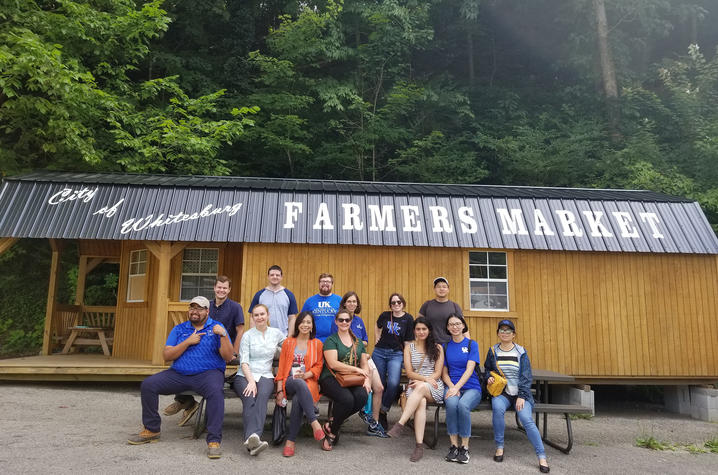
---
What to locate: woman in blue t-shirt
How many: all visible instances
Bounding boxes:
[484,319,549,473]
[441,314,482,465]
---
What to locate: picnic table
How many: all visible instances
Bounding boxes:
[422,368,591,453]
[61,326,113,357]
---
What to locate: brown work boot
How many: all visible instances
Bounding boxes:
[163,399,192,416]
[178,401,200,427]
[207,442,221,459]
[387,422,405,438]
[127,428,160,445]
[410,443,425,462]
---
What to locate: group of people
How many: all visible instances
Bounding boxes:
[128,269,549,472]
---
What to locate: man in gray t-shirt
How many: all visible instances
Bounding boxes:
[417,277,465,344]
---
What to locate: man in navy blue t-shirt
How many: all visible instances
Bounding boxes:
[128,296,234,459]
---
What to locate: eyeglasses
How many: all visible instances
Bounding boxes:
[336,318,351,323]
[319,280,333,284]
[390,300,402,305]
[188,306,205,312]
[498,328,514,334]
[448,322,464,327]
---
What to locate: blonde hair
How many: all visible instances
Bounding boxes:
[252,304,270,325]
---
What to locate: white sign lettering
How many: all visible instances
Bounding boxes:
[457,206,477,233]
[120,203,242,235]
[430,206,453,233]
[48,187,97,205]
[612,211,640,238]
[312,202,334,230]
[284,202,303,229]
[93,199,125,218]
[368,205,396,232]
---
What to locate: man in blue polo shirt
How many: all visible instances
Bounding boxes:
[163,275,244,423]
[301,272,341,342]
[249,265,298,336]
[128,296,234,459]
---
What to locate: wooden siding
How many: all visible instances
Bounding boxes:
[78,239,121,257]
[240,243,718,379]
[112,241,155,360]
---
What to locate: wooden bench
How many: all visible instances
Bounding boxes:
[422,399,591,454]
[60,308,115,357]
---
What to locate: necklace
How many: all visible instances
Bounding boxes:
[499,343,515,351]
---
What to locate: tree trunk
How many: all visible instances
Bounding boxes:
[593,0,620,139]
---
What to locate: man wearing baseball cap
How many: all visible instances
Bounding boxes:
[128,296,234,459]
[417,277,467,344]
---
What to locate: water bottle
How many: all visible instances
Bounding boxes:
[291,362,300,378]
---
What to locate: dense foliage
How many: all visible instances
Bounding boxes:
[2,0,718,354]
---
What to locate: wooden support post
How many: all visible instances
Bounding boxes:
[0,237,18,255]
[41,239,63,355]
[146,241,171,365]
[86,257,105,274]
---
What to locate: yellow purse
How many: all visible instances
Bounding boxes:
[487,347,507,397]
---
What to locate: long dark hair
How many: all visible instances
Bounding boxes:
[292,311,316,339]
[414,316,439,363]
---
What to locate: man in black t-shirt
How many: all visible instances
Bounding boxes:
[417,277,466,344]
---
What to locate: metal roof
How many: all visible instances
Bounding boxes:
[1,172,716,254]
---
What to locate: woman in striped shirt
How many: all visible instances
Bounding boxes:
[484,319,549,473]
[386,317,444,462]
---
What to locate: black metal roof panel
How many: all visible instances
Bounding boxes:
[1,172,716,254]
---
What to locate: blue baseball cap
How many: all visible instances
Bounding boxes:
[497,319,515,331]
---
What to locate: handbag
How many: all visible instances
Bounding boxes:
[487,347,508,397]
[330,339,365,387]
[271,403,287,446]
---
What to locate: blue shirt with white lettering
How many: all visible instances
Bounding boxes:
[444,337,482,391]
[301,293,342,342]
[166,318,227,375]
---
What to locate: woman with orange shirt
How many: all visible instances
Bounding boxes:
[275,311,325,456]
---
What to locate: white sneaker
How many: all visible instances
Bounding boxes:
[245,433,260,451]
[249,440,268,456]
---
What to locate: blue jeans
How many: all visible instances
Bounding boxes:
[492,394,546,458]
[444,388,481,438]
[372,346,404,412]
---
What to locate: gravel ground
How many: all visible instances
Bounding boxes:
[1,382,716,474]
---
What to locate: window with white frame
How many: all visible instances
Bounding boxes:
[180,248,218,301]
[469,251,508,311]
[127,249,147,302]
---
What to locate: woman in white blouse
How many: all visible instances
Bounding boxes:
[233,304,285,456]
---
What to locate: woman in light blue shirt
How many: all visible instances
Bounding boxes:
[233,304,285,456]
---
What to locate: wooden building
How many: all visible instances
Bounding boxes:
[1,172,717,383]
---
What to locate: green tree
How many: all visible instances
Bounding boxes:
[0,0,254,175]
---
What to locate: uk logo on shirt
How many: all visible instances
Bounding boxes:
[461,346,469,353]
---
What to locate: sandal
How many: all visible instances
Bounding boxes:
[313,428,326,441]
[322,422,334,439]
[320,430,335,451]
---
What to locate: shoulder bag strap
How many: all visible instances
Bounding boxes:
[491,346,506,377]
